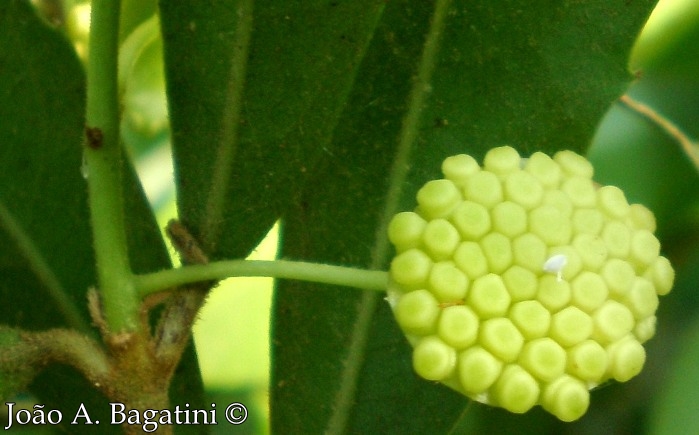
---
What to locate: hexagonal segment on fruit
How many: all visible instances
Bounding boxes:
[537,275,572,312]
[438,305,479,349]
[600,258,635,298]
[550,306,593,347]
[634,316,657,343]
[417,179,462,220]
[554,150,593,178]
[573,234,608,271]
[388,211,427,252]
[625,277,659,320]
[394,289,440,336]
[518,337,567,382]
[597,185,630,220]
[512,233,547,273]
[592,300,634,344]
[467,273,511,318]
[457,346,503,395]
[441,154,480,186]
[453,241,489,280]
[524,151,561,188]
[571,208,604,236]
[602,220,631,259]
[566,340,608,383]
[479,318,524,363]
[529,204,572,246]
[480,232,513,274]
[492,364,540,414]
[464,170,503,209]
[412,336,457,381]
[427,261,468,302]
[504,170,544,210]
[422,218,460,261]
[509,300,551,340]
[606,336,646,382]
[570,271,609,313]
[629,229,661,270]
[450,200,491,240]
[645,256,674,296]
[484,145,521,177]
[541,375,590,422]
[390,248,432,290]
[502,265,538,302]
[491,201,527,238]
[542,189,574,217]
[626,203,656,232]
[561,177,597,208]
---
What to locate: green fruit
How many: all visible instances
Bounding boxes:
[387,146,674,421]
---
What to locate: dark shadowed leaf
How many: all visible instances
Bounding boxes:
[0,0,92,335]
[160,0,386,259]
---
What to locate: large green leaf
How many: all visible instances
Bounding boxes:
[589,0,699,241]
[160,0,386,259]
[0,0,92,334]
[273,1,656,433]
[647,248,699,435]
[0,2,203,433]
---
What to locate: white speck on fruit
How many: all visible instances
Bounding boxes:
[543,254,568,282]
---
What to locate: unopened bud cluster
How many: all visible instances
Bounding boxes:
[387,146,674,421]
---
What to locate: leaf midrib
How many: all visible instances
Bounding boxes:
[202,0,254,251]
[324,0,454,432]
[0,199,90,333]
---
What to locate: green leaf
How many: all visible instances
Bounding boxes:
[272,0,656,433]
[0,0,92,336]
[0,2,203,431]
[629,0,699,79]
[160,0,386,259]
[589,0,699,241]
[587,93,699,241]
[120,0,158,42]
[647,250,699,435]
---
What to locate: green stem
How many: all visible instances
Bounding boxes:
[85,0,138,332]
[135,260,389,297]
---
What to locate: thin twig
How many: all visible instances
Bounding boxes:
[619,94,699,170]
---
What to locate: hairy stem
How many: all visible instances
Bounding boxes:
[85,0,138,332]
[135,260,388,298]
[25,329,111,385]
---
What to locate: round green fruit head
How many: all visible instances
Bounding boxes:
[387,146,674,422]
